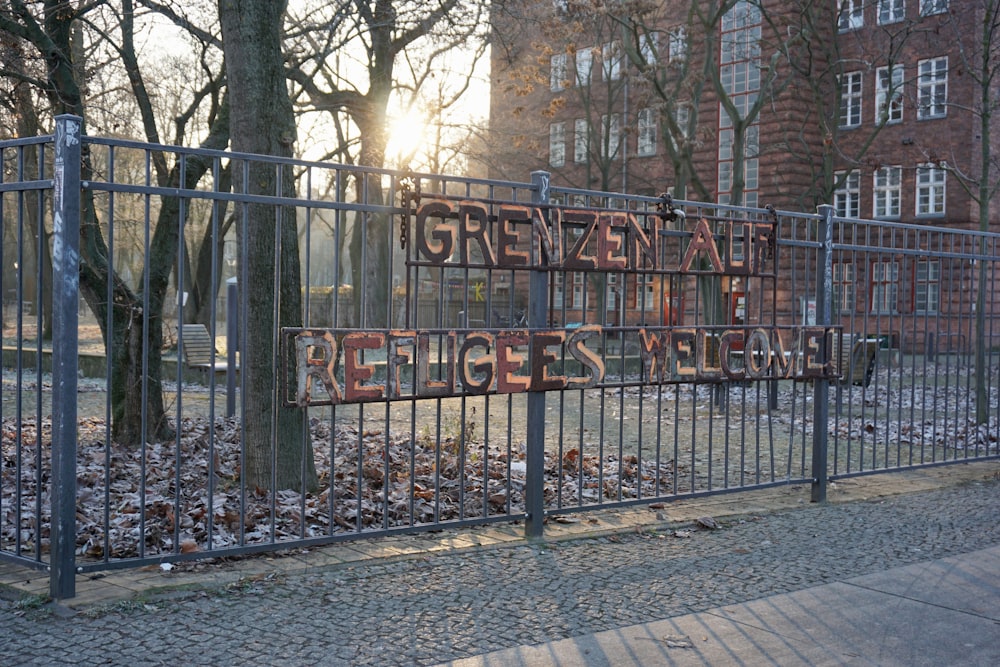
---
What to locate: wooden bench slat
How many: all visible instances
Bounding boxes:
[179,324,238,373]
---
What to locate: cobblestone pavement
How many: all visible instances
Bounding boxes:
[2,476,998,666]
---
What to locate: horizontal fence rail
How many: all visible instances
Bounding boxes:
[2,118,999,598]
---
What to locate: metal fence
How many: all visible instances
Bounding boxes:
[2,117,999,599]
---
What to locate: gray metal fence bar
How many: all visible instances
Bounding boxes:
[811,205,834,503]
[49,115,82,599]
[524,170,550,538]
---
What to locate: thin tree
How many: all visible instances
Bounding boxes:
[285,0,489,327]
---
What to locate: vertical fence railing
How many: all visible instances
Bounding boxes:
[49,115,82,600]
[811,205,834,502]
[524,171,550,538]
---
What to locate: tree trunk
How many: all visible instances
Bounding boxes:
[219,0,317,492]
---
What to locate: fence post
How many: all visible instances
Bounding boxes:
[524,171,550,538]
[50,115,82,599]
[226,277,239,418]
[811,205,834,503]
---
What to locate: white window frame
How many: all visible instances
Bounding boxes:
[873,166,902,219]
[838,0,864,32]
[602,41,622,81]
[637,108,656,156]
[915,164,946,216]
[573,118,588,163]
[918,57,948,119]
[606,274,618,311]
[871,260,900,314]
[553,272,565,308]
[834,170,861,218]
[875,64,904,124]
[575,48,592,86]
[833,262,856,315]
[668,104,690,150]
[668,26,687,62]
[550,53,567,92]
[638,274,656,312]
[920,0,948,16]
[572,272,584,308]
[640,33,658,66]
[878,0,905,25]
[549,122,565,167]
[914,259,940,314]
[840,71,863,128]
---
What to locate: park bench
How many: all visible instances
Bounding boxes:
[178,323,237,380]
[832,334,878,387]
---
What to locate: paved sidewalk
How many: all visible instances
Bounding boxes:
[1,462,998,666]
[446,545,1000,666]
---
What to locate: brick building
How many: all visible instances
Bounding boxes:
[487,0,999,335]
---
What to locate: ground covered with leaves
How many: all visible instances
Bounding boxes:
[1,414,679,562]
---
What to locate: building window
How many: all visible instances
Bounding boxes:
[838,0,864,32]
[914,260,939,314]
[549,122,565,167]
[878,0,905,24]
[721,61,761,96]
[637,108,656,156]
[875,64,904,124]
[601,113,620,160]
[553,272,565,308]
[834,170,861,218]
[871,260,900,314]
[640,33,658,65]
[840,71,863,128]
[873,166,902,218]
[920,0,948,16]
[575,48,592,86]
[667,104,690,151]
[918,57,948,119]
[718,2,761,206]
[745,157,759,190]
[668,27,687,62]
[637,274,656,311]
[721,4,761,64]
[916,164,946,216]
[573,272,584,309]
[607,273,618,311]
[718,160,732,196]
[602,41,622,81]
[574,118,588,163]
[833,262,855,315]
[550,53,567,92]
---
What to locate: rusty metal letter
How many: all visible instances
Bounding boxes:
[566,325,604,388]
[343,332,386,402]
[415,199,457,263]
[530,330,567,391]
[295,330,342,406]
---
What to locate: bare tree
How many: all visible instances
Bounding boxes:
[284,0,490,327]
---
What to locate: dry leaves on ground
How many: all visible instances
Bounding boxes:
[1,415,678,562]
